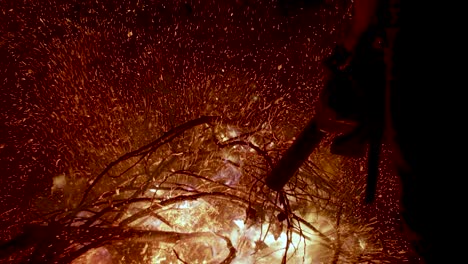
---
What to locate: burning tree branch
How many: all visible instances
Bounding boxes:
[2,116,395,263]
[78,115,221,208]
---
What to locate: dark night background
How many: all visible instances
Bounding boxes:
[1,0,421,262]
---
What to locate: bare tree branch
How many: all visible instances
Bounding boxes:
[78,116,220,207]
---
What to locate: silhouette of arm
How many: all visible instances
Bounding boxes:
[343,0,379,52]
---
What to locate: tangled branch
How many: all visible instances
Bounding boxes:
[2,116,392,263]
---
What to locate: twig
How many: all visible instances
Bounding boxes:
[173,249,189,264]
[170,169,240,191]
[78,116,219,207]
[217,233,237,264]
